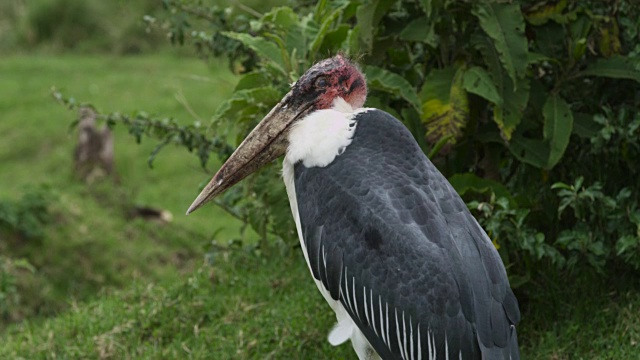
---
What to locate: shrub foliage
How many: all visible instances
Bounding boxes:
[0,187,51,322]
[59,0,640,280]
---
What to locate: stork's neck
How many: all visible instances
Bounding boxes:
[285,97,364,168]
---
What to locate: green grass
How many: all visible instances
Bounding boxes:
[2,249,639,359]
[1,250,355,359]
[1,54,640,359]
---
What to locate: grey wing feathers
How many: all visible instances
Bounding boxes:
[294,109,520,359]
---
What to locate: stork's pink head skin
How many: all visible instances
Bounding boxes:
[186,55,367,214]
[291,54,367,111]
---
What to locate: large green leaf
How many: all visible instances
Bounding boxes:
[578,56,640,83]
[259,8,311,76]
[475,35,530,140]
[505,95,574,170]
[312,0,329,23]
[420,67,456,100]
[264,8,308,59]
[494,78,530,142]
[420,0,434,18]
[222,32,287,75]
[356,0,398,53]
[420,66,469,146]
[300,14,320,51]
[508,136,550,169]
[449,173,514,204]
[309,2,350,57]
[317,25,351,55]
[527,52,554,65]
[399,17,438,47]
[462,66,502,105]
[364,65,421,113]
[355,2,375,53]
[543,95,573,169]
[262,6,299,29]
[212,87,281,125]
[234,72,271,92]
[419,0,449,18]
[472,2,528,86]
[284,21,309,64]
[572,112,601,139]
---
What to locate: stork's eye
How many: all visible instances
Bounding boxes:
[315,76,328,88]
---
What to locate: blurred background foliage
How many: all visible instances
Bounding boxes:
[1,0,640,358]
[1,0,161,53]
[0,0,288,54]
[65,0,639,282]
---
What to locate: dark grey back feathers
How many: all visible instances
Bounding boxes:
[294,109,520,360]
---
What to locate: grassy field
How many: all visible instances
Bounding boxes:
[0,54,246,321]
[1,54,639,359]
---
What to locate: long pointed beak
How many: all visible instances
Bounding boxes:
[186,92,310,214]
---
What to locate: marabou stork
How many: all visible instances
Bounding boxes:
[187,55,520,360]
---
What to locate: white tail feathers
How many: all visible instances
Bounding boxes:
[328,318,354,345]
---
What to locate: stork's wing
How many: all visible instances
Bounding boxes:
[294,110,520,360]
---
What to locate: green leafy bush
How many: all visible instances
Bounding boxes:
[58,0,640,280]
[0,257,35,323]
[0,186,53,241]
[0,187,52,323]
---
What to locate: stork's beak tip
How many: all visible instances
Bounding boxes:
[185,203,197,215]
[185,192,208,215]
[185,202,202,215]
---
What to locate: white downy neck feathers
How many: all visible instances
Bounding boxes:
[285,97,360,168]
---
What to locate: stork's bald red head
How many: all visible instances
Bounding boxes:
[291,55,367,111]
[186,55,367,214]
